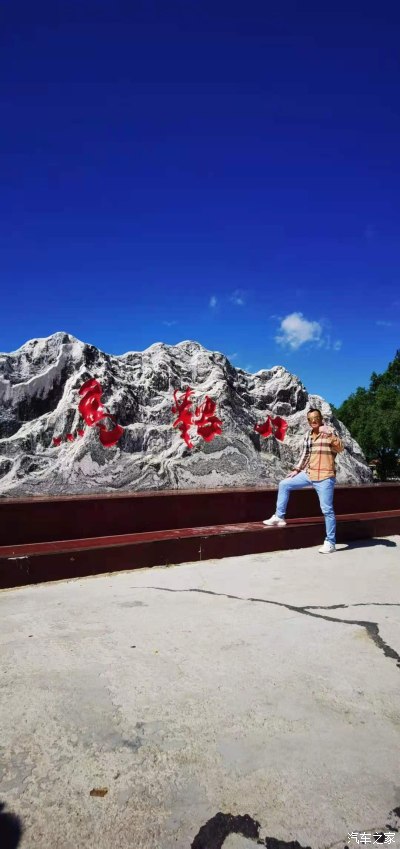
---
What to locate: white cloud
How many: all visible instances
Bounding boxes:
[376,320,393,327]
[275,312,323,350]
[228,352,238,360]
[275,313,342,352]
[209,295,218,309]
[163,320,177,327]
[229,289,246,306]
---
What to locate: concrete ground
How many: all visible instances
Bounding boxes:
[0,538,400,849]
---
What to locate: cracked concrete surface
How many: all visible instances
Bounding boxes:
[0,537,399,849]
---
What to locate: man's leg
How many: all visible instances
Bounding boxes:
[313,477,336,545]
[275,471,312,518]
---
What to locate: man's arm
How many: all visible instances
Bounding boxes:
[293,437,310,472]
[319,425,344,453]
[329,432,344,453]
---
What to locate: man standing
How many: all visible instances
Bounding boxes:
[263,408,344,553]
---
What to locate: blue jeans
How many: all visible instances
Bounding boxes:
[276,471,336,545]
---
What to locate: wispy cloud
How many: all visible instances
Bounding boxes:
[209,290,248,311]
[228,352,238,361]
[229,289,247,306]
[163,320,178,327]
[275,312,342,352]
[376,320,393,327]
[325,335,342,351]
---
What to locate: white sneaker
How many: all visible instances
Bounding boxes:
[263,514,287,527]
[319,541,336,554]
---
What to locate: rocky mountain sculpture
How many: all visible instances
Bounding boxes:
[0,332,371,496]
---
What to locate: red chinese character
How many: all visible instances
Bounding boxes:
[78,379,107,426]
[254,416,273,438]
[172,388,195,448]
[98,419,124,448]
[52,378,124,448]
[271,415,287,441]
[194,396,223,442]
[172,389,223,448]
[254,415,287,441]
[78,378,124,447]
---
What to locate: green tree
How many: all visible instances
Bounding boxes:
[333,350,400,480]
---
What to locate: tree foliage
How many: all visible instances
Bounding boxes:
[333,350,400,480]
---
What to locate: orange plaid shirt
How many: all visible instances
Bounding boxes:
[296,429,344,481]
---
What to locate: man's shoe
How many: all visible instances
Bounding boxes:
[263,514,287,527]
[319,541,336,554]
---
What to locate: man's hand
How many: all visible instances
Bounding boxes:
[319,425,333,436]
[287,469,300,478]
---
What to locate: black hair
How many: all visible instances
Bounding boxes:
[307,408,323,419]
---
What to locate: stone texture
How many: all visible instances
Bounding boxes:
[0,332,371,496]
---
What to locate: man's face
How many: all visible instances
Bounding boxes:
[307,412,322,429]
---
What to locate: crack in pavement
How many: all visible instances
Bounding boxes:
[304,602,400,610]
[137,587,400,670]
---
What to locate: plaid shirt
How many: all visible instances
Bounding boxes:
[295,429,344,481]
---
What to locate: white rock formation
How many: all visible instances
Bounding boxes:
[0,332,371,496]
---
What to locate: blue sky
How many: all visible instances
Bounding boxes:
[1,0,399,406]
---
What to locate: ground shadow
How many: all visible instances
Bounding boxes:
[191,804,400,848]
[0,801,23,849]
[338,538,397,551]
[190,811,312,848]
